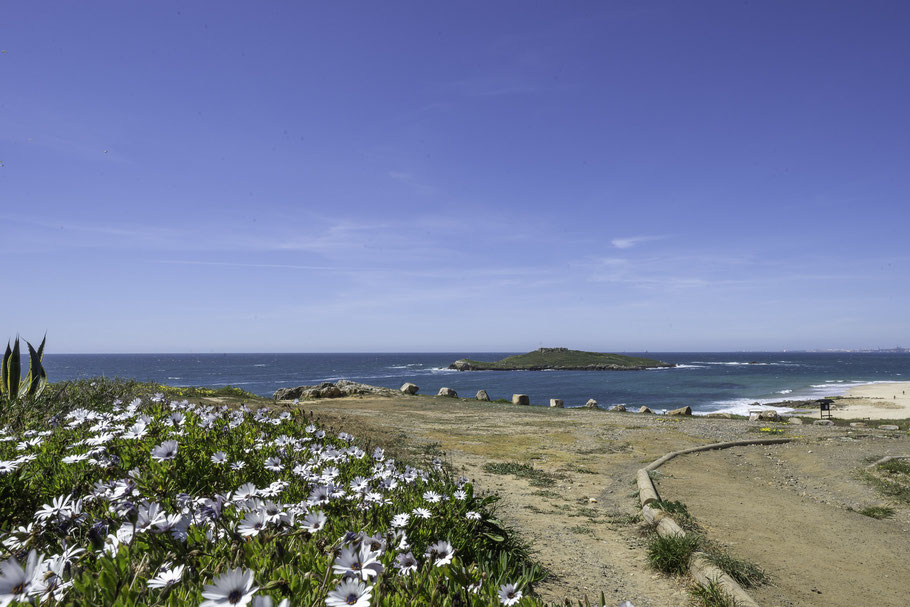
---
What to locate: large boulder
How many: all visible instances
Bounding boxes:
[705,412,733,419]
[512,394,530,406]
[475,389,490,401]
[757,410,781,422]
[667,406,692,416]
[879,424,900,431]
[609,404,627,412]
[813,419,834,426]
[437,387,457,398]
[550,398,564,408]
[584,399,598,409]
[400,382,419,395]
[639,406,654,414]
[787,416,804,425]
[274,380,398,400]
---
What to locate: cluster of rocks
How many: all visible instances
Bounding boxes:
[273,380,398,400]
[415,386,689,414]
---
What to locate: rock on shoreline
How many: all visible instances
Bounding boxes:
[274,380,398,400]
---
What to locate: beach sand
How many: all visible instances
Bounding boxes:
[829,381,910,419]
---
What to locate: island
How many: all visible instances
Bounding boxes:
[448,347,675,371]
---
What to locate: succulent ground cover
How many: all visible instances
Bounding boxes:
[0,380,565,606]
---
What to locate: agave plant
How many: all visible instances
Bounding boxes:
[1,335,47,403]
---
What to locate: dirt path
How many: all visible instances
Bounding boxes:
[286,394,910,606]
[657,438,910,607]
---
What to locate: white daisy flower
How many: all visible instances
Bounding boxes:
[412,507,431,519]
[302,511,327,534]
[498,583,522,606]
[332,545,384,581]
[234,483,258,501]
[151,440,178,462]
[148,563,185,589]
[211,451,228,465]
[466,511,481,520]
[200,568,258,607]
[237,510,269,537]
[390,513,410,528]
[0,549,47,604]
[325,579,372,607]
[424,540,455,567]
[393,552,418,575]
[0,460,20,474]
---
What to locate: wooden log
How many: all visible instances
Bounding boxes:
[636,468,660,506]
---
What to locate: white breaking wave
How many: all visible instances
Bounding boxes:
[778,389,792,394]
[698,399,796,417]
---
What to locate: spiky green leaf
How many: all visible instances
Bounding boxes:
[0,342,9,397]
[26,339,47,399]
[7,338,21,402]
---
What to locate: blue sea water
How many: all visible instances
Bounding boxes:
[41,352,910,415]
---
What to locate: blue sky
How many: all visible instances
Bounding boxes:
[2,1,909,352]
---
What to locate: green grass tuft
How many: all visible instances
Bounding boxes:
[859,505,895,519]
[482,462,562,487]
[689,581,738,607]
[703,548,769,588]
[647,533,700,575]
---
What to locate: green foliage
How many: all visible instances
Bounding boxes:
[482,462,562,487]
[1,335,47,404]
[862,458,910,504]
[859,506,895,519]
[689,580,738,607]
[878,459,910,475]
[646,533,700,576]
[651,499,701,533]
[702,548,768,588]
[0,381,556,606]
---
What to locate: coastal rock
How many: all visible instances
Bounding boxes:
[584,398,598,409]
[512,394,530,406]
[609,404,627,412]
[813,419,834,426]
[274,380,398,401]
[878,424,900,431]
[750,410,781,422]
[437,387,457,398]
[400,382,419,395]
[705,412,733,419]
[667,406,692,416]
[787,417,804,425]
[475,390,490,401]
[849,422,866,428]
[550,398,564,408]
[639,406,654,414]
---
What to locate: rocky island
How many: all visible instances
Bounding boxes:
[448,347,674,371]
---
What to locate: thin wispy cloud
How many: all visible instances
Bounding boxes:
[610,235,666,249]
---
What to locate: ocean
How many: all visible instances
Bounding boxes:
[41,352,910,415]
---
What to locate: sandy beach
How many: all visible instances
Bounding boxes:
[829,381,910,419]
